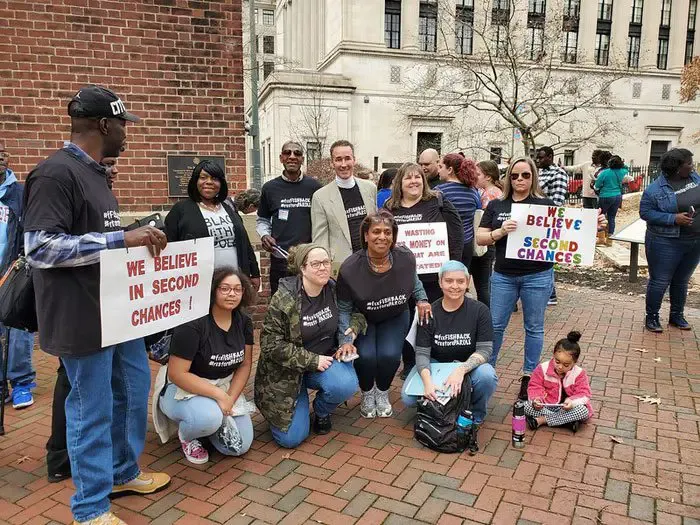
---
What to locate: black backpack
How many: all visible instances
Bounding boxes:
[414,373,472,453]
[0,257,37,333]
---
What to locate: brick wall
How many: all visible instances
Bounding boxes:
[0,0,247,213]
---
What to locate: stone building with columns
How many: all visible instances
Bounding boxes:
[245,0,700,180]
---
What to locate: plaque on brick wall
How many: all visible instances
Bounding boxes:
[167,155,226,197]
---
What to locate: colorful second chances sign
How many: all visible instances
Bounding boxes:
[396,222,449,274]
[505,204,597,266]
[100,238,215,347]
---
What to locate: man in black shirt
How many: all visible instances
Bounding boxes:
[311,140,377,269]
[418,148,441,189]
[23,86,170,525]
[257,141,322,294]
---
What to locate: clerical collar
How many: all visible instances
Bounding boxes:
[335,175,356,189]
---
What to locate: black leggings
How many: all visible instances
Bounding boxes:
[46,363,71,477]
[469,247,495,308]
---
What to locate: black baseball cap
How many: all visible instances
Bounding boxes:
[68,85,140,123]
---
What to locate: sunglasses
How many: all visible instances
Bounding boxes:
[282,149,303,157]
[510,172,532,180]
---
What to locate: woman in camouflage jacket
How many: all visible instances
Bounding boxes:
[255,244,367,448]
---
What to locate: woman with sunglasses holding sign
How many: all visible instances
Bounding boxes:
[476,157,555,401]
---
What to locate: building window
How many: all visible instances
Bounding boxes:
[263,61,274,79]
[662,84,671,99]
[598,0,613,20]
[254,8,259,24]
[490,147,503,163]
[660,0,672,26]
[628,35,641,67]
[262,36,275,54]
[561,30,578,62]
[417,132,443,155]
[306,141,321,162]
[631,0,643,23]
[493,0,510,9]
[689,0,697,29]
[456,0,474,55]
[262,9,274,26]
[657,38,669,68]
[492,24,509,56]
[529,0,546,14]
[385,1,401,49]
[261,142,266,177]
[527,27,545,59]
[632,82,641,98]
[419,1,438,52]
[564,150,575,166]
[686,41,695,64]
[595,33,610,65]
[564,0,580,17]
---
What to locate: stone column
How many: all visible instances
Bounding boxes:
[437,0,456,54]
[402,0,420,50]
[669,0,691,70]
[610,0,632,67]
[640,0,662,68]
[577,0,598,65]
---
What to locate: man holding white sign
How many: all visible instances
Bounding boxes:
[23,86,170,525]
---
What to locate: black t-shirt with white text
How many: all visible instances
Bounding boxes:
[339,185,367,253]
[480,195,555,276]
[23,149,122,357]
[390,198,444,225]
[300,285,338,355]
[258,176,322,249]
[416,298,493,363]
[337,245,415,324]
[169,310,254,380]
[669,177,700,238]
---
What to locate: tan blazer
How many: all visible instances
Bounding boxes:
[311,177,377,269]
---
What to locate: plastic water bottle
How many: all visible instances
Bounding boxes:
[456,409,473,451]
[512,401,526,448]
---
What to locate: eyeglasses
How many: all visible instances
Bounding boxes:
[218,285,244,295]
[282,149,303,157]
[510,172,532,180]
[307,260,332,270]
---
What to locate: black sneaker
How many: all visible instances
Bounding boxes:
[645,314,663,333]
[526,415,539,431]
[669,315,691,330]
[570,420,580,434]
[518,376,530,401]
[312,413,332,435]
[47,471,71,484]
[467,425,479,456]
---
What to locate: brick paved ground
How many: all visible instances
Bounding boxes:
[1,284,699,525]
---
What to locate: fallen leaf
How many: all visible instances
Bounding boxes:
[16,456,31,464]
[634,348,648,353]
[610,437,624,444]
[634,395,661,405]
[654,357,662,363]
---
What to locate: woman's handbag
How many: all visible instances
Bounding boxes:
[0,257,37,333]
[472,209,487,257]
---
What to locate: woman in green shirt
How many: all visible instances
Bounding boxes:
[594,155,628,243]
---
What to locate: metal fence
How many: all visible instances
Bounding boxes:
[564,164,659,206]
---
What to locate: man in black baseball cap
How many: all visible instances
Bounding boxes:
[68,85,140,122]
[24,85,170,525]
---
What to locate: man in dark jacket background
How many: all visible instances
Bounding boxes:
[0,142,36,409]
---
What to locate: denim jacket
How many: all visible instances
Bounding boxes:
[640,171,700,238]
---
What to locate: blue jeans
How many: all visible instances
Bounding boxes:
[401,362,498,424]
[355,310,410,391]
[62,339,150,522]
[598,195,622,235]
[490,269,553,374]
[645,234,700,317]
[270,359,358,448]
[0,325,36,388]
[159,383,253,456]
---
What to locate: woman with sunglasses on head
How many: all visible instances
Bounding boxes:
[476,157,555,401]
[153,268,256,464]
[255,244,366,448]
[165,160,260,289]
[337,210,431,418]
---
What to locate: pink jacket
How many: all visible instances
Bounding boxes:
[527,359,593,418]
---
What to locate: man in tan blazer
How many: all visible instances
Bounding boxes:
[311,140,377,268]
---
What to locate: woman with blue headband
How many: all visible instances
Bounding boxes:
[401,260,498,455]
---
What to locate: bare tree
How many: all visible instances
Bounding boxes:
[287,75,332,162]
[402,0,629,156]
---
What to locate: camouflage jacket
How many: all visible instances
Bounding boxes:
[255,276,367,431]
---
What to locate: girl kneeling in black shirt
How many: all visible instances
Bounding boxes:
[401,260,498,454]
[156,267,255,464]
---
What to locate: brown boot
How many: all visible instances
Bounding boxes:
[596,231,607,246]
[605,233,613,247]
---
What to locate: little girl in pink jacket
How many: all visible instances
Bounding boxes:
[525,331,593,433]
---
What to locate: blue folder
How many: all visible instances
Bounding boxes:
[403,362,464,396]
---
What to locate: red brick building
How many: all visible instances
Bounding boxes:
[0,0,247,213]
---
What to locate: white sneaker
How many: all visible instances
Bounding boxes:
[374,388,393,418]
[360,387,377,418]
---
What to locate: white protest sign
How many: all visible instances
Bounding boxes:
[505,204,597,266]
[396,222,449,274]
[100,238,215,347]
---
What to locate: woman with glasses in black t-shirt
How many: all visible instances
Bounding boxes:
[337,210,431,419]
